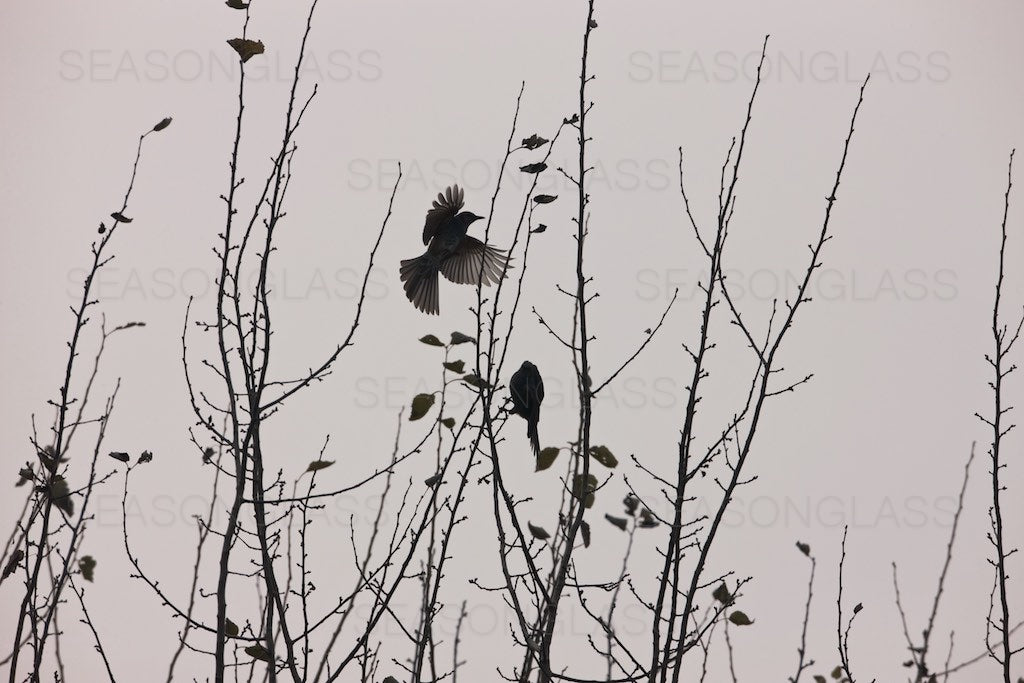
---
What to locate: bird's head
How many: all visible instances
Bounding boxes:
[459,211,486,225]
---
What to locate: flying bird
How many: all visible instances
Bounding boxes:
[400,185,511,315]
[509,361,544,458]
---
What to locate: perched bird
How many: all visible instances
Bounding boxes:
[400,185,510,315]
[509,361,544,457]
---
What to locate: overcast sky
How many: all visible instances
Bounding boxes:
[2,1,1022,681]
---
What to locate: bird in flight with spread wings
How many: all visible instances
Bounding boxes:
[399,185,511,315]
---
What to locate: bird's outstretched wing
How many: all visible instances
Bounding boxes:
[439,236,511,286]
[422,185,465,245]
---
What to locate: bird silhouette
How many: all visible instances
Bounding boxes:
[509,361,544,457]
[399,185,511,315]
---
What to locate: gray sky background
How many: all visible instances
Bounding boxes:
[2,0,1023,681]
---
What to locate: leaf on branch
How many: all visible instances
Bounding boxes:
[520,162,548,174]
[424,473,442,487]
[814,676,826,683]
[227,38,265,63]
[531,224,547,234]
[37,445,60,472]
[712,583,733,606]
[572,474,597,509]
[605,514,627,531]
[409,393,436,421]
[728,610,753,626]
[98,222,106,234]
[383,677,400,683]
[225,0,249,8]
[572,473,597,495]
[623,493,639,516]
[589,445,618,468]
[853,602,863,615]
[535,447,559,472]
[441,417,456,430]
[831,666,844,679]
[588,18,598,28]
[138,450,153,464]
[527,522,550,540]
[796,541,811,556]
[443,360,465,374]
[305,460,335,473]
[224,618,239,637]
[152,117,172,132]
[522,134,549,150]
[564,114,579,125]
[3,549,24,581]
[462,374,489,390]
[17,466,34,487]
[638,508,659,529]
[202,447,215,463]
[419,334,445,347]
[48,477,74,516]
[533,194,558,204]
[580,520,591,548]
[244,644,273,663]
[450,331,474,345]
[108,451,130,463]
[110,212,133,223]
[79,555,96,582]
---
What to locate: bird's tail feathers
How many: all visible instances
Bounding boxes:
[527,416,540,458]
[400,254,441,315]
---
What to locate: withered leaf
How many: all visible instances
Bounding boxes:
[605,514,627,531]
[443,360,465,374]
[450,331,474,345]
[227,38,265,64]
[409,394,436,421]
[521,134,549,150]
[244,644,273,662]
[536,447,559,472]
[589,445,618,468]
[520,162,548,174]
[728,610,753,626]
[2,549,25,581]
[49,477,74,516]
[638,509,659,529]
[79,555,96,582]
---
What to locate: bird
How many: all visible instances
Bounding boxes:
[509,361,544,458]
[400,185,511,315]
